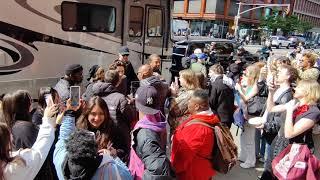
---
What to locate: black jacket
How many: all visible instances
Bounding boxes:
[32,108,43,127]
[263,88,293,144]
[124,61,138,93]
[209,76,235,125]
[92,82,131,155]
[134,128,173,179]
[13,120,58,180]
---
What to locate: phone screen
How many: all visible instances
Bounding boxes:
[130,81,140,97]
[45,94,53,106]
[70,86,80,107]
[174,77,179,86]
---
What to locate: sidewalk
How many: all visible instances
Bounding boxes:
[215,124,264,180]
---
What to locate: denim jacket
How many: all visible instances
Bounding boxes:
[53,115,132,180]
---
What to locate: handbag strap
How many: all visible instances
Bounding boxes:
[185,119,215,129]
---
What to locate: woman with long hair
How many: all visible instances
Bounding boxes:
[267,80,320,149]
[77,96,129,160]
[32,87,61,126]
[168,69,200,131]
[0,103,57,180]
[2,90,59,180]
[2,90,37,148]
[235,64,261,169]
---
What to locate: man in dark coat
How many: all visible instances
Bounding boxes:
[128,86,173,179]
[54,64,83,103]
[208,64,235,128]
[92,70,131,157]
[115,46,138,94]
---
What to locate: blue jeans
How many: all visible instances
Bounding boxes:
[264,143,272,170]
[255,129,266,157]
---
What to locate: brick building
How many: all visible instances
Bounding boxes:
[172,0,294,38]
[292,0,320,40]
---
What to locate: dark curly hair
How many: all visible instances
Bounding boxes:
[77,96,114,150]
[65,129,98,162]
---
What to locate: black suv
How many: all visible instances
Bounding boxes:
[170,38,239,79]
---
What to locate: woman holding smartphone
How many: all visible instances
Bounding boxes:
[235,64,261,169]
[77,96,129,161]
[32,87,61,126]
[2,90,59,180]
[267,80,320,151]
[168,69,200,132]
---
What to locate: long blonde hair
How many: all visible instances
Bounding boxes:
[245,65,260,87]
[179,69,199,90]
[297,80,320,105]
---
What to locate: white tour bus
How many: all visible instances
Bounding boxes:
[0,0,173,97]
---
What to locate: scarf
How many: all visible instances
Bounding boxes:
[293,105,310,122]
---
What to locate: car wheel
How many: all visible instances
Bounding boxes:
[276,44,280,49]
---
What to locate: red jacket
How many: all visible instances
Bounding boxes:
[171,111,220,180]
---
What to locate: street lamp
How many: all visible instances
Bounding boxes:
[234,2,290,41]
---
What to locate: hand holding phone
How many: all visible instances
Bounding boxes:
[70,86,80,107]
[174,76,179,87]
[45,94,53,106]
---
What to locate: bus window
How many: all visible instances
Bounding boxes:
[147,8,162,37]
[129,6,143,37]
[61,2,116,33]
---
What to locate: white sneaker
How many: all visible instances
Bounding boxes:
[240,162,255,169]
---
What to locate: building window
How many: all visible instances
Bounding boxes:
[173,0,184,13]
[147,8,163,37]
[242,5,252,19]
[129,6,143,37]
[254,8,263,20]
[228,0,238,17]
[188,0,201,13]
[205,0,224,15]
[61,2,116,32]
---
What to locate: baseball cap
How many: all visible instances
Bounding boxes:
[119,46,130,55]
[135,86,160,115]
[197,53,208,60]
[65,64,83,76]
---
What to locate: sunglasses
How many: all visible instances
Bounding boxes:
[122,54,129,57]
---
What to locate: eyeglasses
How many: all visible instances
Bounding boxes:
[122,54,129,57]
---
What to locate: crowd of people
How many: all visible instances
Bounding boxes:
[0,44,320,180]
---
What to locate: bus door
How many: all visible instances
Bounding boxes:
[142,5,164,64]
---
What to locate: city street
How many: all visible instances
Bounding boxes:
[215,124,264,180]
[244,44,320,56]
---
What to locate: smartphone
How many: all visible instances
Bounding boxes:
[70,86,80,107]
[130,81,140,97]
[45,94,53,106]
[174,76,179,87]
[88,131,96,141]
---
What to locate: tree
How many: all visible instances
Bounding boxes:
[296,21,313,34]
[260,14,313,35]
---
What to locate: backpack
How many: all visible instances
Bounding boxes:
[186,120,238,174]
[233,91,245,135]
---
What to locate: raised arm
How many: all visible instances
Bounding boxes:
[11,105,58,180]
